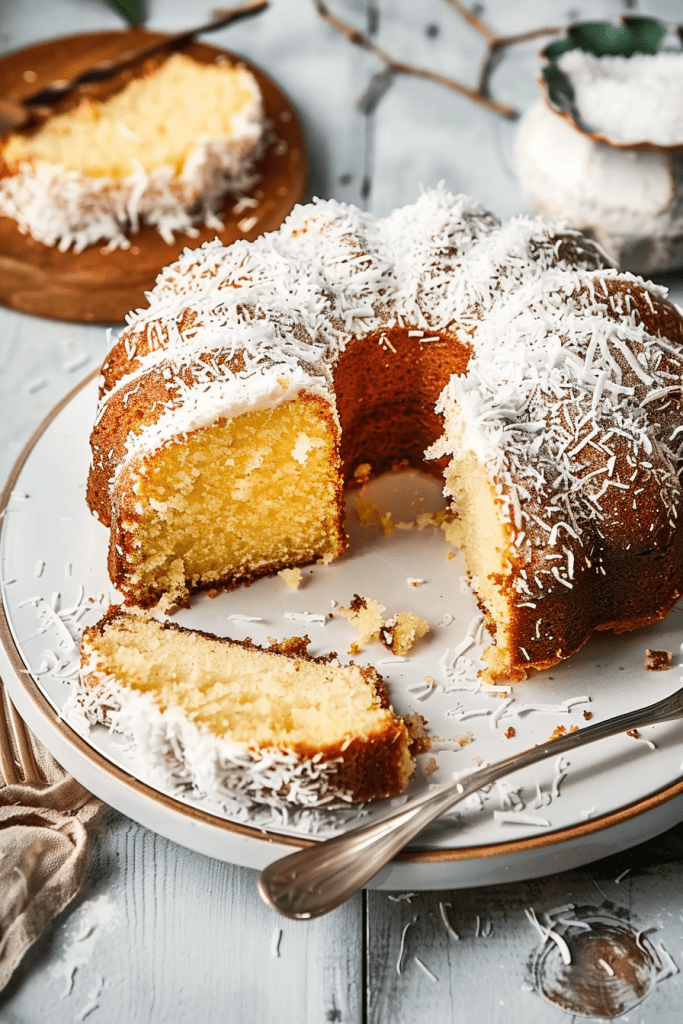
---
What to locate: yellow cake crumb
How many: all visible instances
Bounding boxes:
[381,612,429,656]
[416,508,455,530]
[353,463,373,484]
[339,594,429,656]
[3,53,259,179]
[354,496,382,525]
[338,595,386,648]
[278,567,303,590]
[380,512,394,536]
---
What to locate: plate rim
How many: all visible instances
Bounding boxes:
[2,372,683,864]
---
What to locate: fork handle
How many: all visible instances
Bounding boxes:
[258,687,683,919]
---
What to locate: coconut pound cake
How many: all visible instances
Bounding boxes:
[75,607,414,808]
[87,187,683,683]
[0,52,264,252]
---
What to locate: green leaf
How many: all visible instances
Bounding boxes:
[541,65,575,111]
[568,18,667,57]
[104,0,145,27]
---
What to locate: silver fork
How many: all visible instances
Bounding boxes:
[0,678,44,787]
[258,685,683,919]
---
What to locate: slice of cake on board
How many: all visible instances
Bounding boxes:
[0,50,265,252]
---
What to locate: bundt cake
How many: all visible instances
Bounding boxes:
[75,607,414,807]
[86,187,683,683]
[0,52,264,252]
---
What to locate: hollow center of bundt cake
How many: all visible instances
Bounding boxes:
[92,617,396,747]
[3,53,257,178]
[125,396,345,607]
[333,330,469,481]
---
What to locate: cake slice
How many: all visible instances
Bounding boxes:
[75,607,415,808]
[0,51,265,251]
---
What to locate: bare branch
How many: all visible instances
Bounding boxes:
[441,0,497,43]
[443,1,563,97]
[312,0,517,119]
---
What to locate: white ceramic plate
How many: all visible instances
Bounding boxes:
[1,374,683,890]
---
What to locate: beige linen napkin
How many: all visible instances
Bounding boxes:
[0,729,102,991]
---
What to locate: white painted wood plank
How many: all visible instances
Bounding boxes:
[0,809,364,1023]
[367,835,683,1022]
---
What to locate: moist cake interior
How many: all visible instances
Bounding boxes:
[88,614,404,750]
[3,53,257,178]
[124,394,345,606]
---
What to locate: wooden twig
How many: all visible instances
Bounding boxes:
[210,1,271,30]
[443,0,563,96]
[312,0,517,119]
[442,0,497,43]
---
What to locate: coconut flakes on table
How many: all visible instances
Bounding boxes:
[524,906,572,965]
[455,706,493,722]
[413,956,438,983]
[551,766,568,799]
[430,738,467,752]
[653,941,680,983]
[490,697,515,730]
[534,782,552,809]
[407,676,437,701]
[496,780,524,811]
[396,917,418,975]
[439,646,480,693]
[439,902,460,940]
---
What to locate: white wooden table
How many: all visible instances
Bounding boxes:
[2,1,683,1020]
